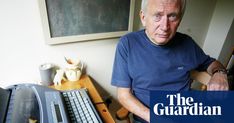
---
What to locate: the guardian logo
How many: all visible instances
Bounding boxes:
[153,93,222,116]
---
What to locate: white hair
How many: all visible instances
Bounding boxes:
[141,0,186,17]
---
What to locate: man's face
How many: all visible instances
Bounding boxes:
[140,0,182,45]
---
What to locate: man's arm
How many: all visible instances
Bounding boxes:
[117,87,150,122]
[206,60,229,90]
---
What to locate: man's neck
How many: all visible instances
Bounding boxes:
[145,30,160,45]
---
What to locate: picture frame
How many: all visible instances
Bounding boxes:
[38,0,135,45]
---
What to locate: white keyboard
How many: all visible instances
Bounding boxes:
[62,89,102,123]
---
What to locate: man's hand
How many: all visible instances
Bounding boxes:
[207,72,229,90]
[207,60,229,91]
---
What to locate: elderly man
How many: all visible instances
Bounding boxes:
[111,0,228,122]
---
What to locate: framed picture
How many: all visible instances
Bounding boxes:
[38,0,135,45]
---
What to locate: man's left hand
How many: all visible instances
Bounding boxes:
[207,72,229,90]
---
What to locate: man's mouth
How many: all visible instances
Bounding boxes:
[158,34,169,38]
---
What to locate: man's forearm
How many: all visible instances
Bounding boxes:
[117,87,150,122]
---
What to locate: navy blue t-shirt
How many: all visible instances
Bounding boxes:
[111,29,214,107]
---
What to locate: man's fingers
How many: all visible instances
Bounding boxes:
[207,82,229,91]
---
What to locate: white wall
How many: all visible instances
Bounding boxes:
[203,0,234,59]
[0,0,118,97]
[178,0,217,47]
[218,20,234,66]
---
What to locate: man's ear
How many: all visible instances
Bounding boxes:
[140,10,146,27]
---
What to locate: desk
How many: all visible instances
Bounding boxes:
[50,75,115,123]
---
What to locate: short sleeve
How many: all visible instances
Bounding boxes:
[193,42,215,71]
[111,37,132,87]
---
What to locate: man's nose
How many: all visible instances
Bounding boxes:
[160,16,169,31]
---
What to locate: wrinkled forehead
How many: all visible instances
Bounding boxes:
[146,0,182,12]
[150,0,182,4]
[148,0,182,9]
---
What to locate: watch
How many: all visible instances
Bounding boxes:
[212,69,227,75]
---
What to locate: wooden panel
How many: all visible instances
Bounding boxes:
[190,70,211,85]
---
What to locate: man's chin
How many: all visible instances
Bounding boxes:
[153,38,169,45]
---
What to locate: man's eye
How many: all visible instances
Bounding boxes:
[153,14,162,22]
[168,14,178,21]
